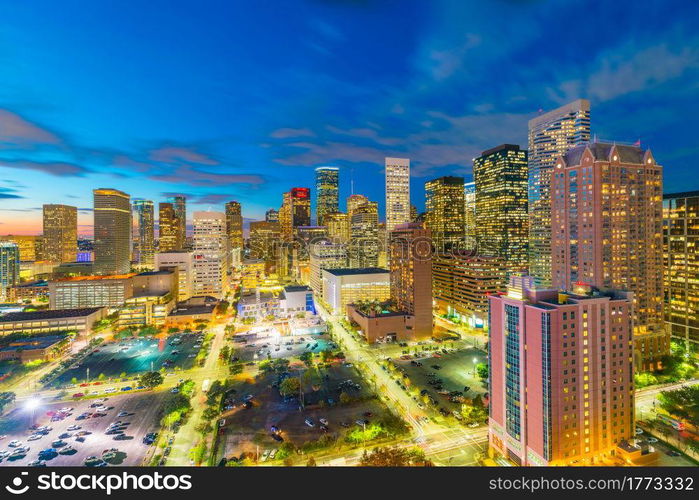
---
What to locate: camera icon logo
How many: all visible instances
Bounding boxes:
[5,472,30,495]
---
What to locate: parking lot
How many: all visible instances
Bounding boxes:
[0,392,164,467]
[217,363,390,461]
[51,333,203,388]
[393,347,488,413]
[232,334,333,362]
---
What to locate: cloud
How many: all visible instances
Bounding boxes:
[149,164,265,187]
[148,146,220,165]
[0,158,90,176]
[270,127,316,139]
[0,109,63,149]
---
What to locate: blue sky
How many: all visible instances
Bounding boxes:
[1,0,698,235]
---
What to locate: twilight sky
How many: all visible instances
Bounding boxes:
[1,0,698,236]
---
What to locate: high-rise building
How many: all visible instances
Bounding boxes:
[193,211,228,298]
[488,276,634,466]
[309,240,348,297]
[350,200,379,268]
[663,191,699,347]
[385,157,411,233]
[158,202,182,252]
[279,188,311,241]
[42,204,77,264]
[248,220,281,268]
[388,223,433,339]
[225,201,244,251]
[156,251,194,301]
[93,188,131,275]
[425,176,466,251]
[551,142,667,370]
[0,242,20,301]
[464,181,476,249]
[347,194,369,218]
[132,199,155,270]
[315,166,339,225]
[528,99,591,286]
[265,208,279,223]
[432,251,506,328]
[325,212,350,243]
[0,235,40,262]
[474,144,528,277]
[170,195,187,249]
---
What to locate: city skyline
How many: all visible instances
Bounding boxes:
[2,0,699,235]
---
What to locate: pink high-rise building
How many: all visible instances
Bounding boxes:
[488,276,635,465]
[550,142,667,370]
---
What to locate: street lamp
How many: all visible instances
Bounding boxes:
[26,398,40,427]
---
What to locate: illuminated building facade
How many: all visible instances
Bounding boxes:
[388,223,433,339]
[248,220,281,267]
[280,188,311,241]
[0,242,20,302]
[464,181,476,249]
[193,211,228,298]
[474,144,529,277]
[156,251,194,301]
[551,142,667,370]
[425,176,466,251]
[309,240,348,297]
[325,212,350,243]
[43,204,77,264]
[132,199,155,270]
[265,208,279,223]
[528,99,591,287]
[349,200,379,268]
[93,188,131,275]
[432,251,506,328]
[171,195,187,249]
[488,276,634,466]
[322,267,390,314]
[385,157,411,233]
[315,166,339,225]
[0,235,40,262]
[159,202,182,252]
[49,273,136,309]
[225,201,244,251]
[663,191,699,347]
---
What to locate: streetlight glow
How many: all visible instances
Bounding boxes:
[25,398,40,411]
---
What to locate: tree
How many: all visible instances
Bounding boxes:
[359,447,433,467]
[657,385,699,423]
[0,392,16,414]
[299,351,314,367]
[306,457,317,466]
[475,363,488,380]
[279,377,301,397]
[139,371,164,389]
[229,362,243,376]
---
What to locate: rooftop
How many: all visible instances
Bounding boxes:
[324,267,389,277]
[1,334,67,352]
[136,270,173,276]
[284,285,311,293]
[664,190,699,200]
[564,142,648,166]
[52,273,136,282]
[0,307,103,322]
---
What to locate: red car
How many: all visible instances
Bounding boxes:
[72,393,85,398]
[79,383,89,387]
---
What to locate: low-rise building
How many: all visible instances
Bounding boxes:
[321,267,390,314]
[0,334,70,363]
[346,304,416,343]
[279,285,315,317]
[237,291,279,320]
[155,251,194,301]
[165,296,219,328]
[49,274,136,310]
[0,307,106,337]
[11,280,50,302]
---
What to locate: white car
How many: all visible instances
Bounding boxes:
[67,425,81,431]
[59,407,73,413]
[319,418,329,426]
[27,434,43,441]
[635,428,644,435]
[648,437,658,443]
[0,450,10,459]
[104,388,117,394]
[7,440,22,448]
[304,418,314,427]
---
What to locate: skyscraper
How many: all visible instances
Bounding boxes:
[349,200,379,268]
[389,223,433,339]
[663,191,699,347]
[309,240,348,297]
[528,99,591,286]
[464,181,476,248]
[93,188,131,275]
[42,204,77,264]
[347,194,369,219]
[279,188,311,241]
[325,212,350,243]
[132,199,155,270]
[0,241,20,301]
[425,176,466,251]
[473,144,529,277]
[385,157,411,233]
[225,201,244,251]
[265,208,279,223]
[315,166,339,225]
[551,142,667,370]
[488,276,634,465]
[159,202,183,252]
[193,211,228,297]
[171,195,187,249]
[248,220,281,268]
